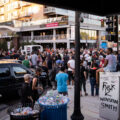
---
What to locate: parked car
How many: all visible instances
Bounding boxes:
[0,59,22,64]
[0,60,48,97]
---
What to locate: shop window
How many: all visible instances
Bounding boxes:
[80,29,97,40]
[0,68,10,77]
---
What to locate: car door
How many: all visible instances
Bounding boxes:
[0,65,12,95]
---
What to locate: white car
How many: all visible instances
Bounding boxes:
[20,45,43,54]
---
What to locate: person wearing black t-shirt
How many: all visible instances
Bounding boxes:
[32,68,43,104]
[90,63,98,96]
[80,60,88,96]
[21,74,33,107]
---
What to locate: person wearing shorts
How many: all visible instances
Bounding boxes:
[96,48,117,84]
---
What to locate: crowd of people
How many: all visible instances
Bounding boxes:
[0,47,119,105]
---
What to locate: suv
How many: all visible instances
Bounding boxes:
[0,61,34,97]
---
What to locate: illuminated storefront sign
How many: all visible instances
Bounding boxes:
[46,22,58,27]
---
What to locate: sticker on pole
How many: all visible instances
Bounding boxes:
[99,72,119,120]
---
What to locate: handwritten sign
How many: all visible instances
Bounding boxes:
[99,72,119,120]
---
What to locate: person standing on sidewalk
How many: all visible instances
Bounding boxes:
[21,74,33,107]
[67,56,75,85]
[80,60,88,96]
[31,51,38,68]
[22,55,31,68]
[55,66,68,96]
[89,63,99,96]
[32,68,43,104]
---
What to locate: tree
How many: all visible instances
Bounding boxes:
[0,39,8,51]
[80,32,89,40]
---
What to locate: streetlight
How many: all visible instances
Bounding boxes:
[71,11,84,120]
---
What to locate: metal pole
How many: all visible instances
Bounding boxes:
[118,77,120,120]
[116,15,119,53]
[71,11,84,120]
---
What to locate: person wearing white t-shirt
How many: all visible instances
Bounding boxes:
[67,56,75,85]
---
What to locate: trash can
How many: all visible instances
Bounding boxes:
[7,103,43,120]
[37,90,69,120]
[39,103,68,120]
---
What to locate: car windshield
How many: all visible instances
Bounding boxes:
[32,46,40,51]
[13,66,27,76]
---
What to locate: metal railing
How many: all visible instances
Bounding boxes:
[44,7,56,13]
[56,34,67,39]
[34,35,53,40]
[21,34,67,41]
[22,36,31,41]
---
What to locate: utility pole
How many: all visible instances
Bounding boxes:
[71,11,84,120]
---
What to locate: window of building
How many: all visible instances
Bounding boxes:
[101,31,107,40]
[0,0,4,4]
[7,13,11,20]
[12,1,19,9]
[0,16,4,21]
[0,7,4,13]
[13,66,27,77]
[12,11,18,18]
[80,29,97,40]
[4,0,9,3]
[6,4,11,11]
[0,68,10,77]
[28,7,32,15]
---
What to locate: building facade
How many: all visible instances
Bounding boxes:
[0,0,107,50]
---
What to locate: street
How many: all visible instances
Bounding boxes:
[0,80,106,120]
[0,94,20,120]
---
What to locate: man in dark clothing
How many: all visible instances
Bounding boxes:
[90,63,99,96]
[19,52,25,61]
[47,55,53,70]
[63,53,69,69]
[80,60,88,96]
[49,61,62,90]
[21,74,33,107]
[32,68,43,105]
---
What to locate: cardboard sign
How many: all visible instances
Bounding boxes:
[99,72,119,120]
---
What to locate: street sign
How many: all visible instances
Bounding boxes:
[99,72,119,120]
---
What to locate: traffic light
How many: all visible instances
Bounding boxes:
[101,19,104,27]
[113,15,118,43]
[106,15,118,43]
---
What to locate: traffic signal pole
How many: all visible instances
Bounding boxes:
[71,11,84,120]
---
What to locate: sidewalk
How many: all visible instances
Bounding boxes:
[0,81,106,120]
[67,81,106,120]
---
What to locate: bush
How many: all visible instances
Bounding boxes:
[0,40,8,51]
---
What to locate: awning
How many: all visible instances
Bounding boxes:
[21,0,120,16]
